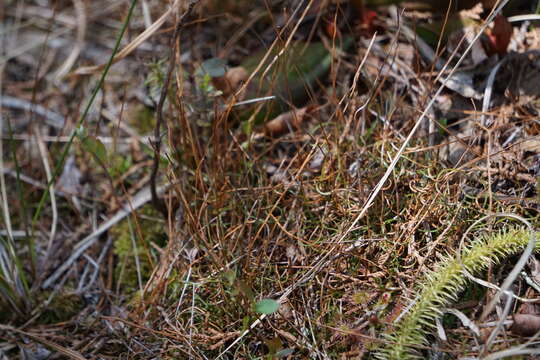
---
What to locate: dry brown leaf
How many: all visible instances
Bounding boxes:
[212,66,249,97]
[511,314,540,336]
[264,106,312,137]
[485,14,512,56]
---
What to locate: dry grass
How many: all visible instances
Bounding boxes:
[2,0,540,358]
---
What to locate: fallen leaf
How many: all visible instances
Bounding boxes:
[198,58,227,78]
[325,18,339,38]
[511,314,540,336]
[213,66,248,96]
[528,256,540,286]
[309,146,327,171]
[264,106,312,136]
[485,14,512,56]
[350,0,377,35]
[234,39,352,125]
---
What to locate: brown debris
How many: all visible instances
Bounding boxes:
[264,106,313,136]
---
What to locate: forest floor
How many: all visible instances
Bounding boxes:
[3,0,540,359]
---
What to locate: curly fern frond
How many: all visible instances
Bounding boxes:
[376,228,537,359]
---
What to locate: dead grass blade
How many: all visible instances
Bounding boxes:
[216,0,511,356]
[42,184,170,289]
[54,0,87,79]
[72,0,194,76]
[0,324,87,360]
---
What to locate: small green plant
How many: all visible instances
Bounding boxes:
[145,58,168,104]
[264,336,294,359]
[376,228,538,359]
[0,121,33,318]
[254,298,279,315]
[195,58,226,94]
[109,153,133,179]
[76,126,108,165]
[0,235,32,318]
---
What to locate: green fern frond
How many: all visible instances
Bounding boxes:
[376,228,537,360]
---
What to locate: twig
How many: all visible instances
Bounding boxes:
[42,184,169,289]
[0,95,65,129]
[150,1,195,218]
[0,324,87,360]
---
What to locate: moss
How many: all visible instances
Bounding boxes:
[108,153,133,179]
[37,291,84,324]
[110,205,166,294]
[376,228,537,359]
[128,104,156,134]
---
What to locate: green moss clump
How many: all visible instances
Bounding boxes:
[108,153,133,179]
[129,104,156,134]
[110,205,166,294]
[38,291,84,324]
[376,228,536,359]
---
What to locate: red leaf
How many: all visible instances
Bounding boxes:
[351,0,377,35]
[486,14,512,56]
[511,314,540,336]
[325,20,339,38]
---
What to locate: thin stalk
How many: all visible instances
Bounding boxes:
[31,0,139,250]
